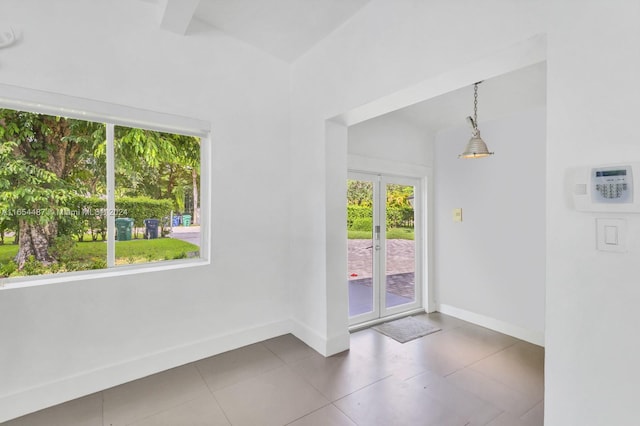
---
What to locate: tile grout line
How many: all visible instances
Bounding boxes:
[282,403,348,426]
[331,401,360,426]
[119,396,210,426]
[331,374,394,403]
[259,340,315,366]
[256,340,363,425]
[192,345,286,393]
[483,408,507,425]
[282,345,395,409]
[192,362,234,426]
[519,399,544,424]
[427,332,542,420]
[279,355,333,405]
[245,343,312,392]
[400,367,444,383]
[445,366,539,417]
[223,341,331,425]
[450,340,520,375]
[260,340,345,407]
[105,364,223,426]
[404,367,509,424]
[461,364,542,403]
[192,341,321,425]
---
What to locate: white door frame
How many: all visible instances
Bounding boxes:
[348,171,423,325]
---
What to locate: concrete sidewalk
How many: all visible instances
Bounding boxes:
[170,225,200,246]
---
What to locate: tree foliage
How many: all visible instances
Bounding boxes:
[0,108,201,270]
[0,111,104,266]
[386,184,414,208]
[347,181,414,231]
[347,181,414,208]
[347,180,373,206]
[112,127,200,219]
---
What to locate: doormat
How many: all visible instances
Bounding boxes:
[373,316,441,343]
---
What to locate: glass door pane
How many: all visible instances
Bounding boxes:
[347,177,376,318]
[348,173,421,326]
[384,182,416,309]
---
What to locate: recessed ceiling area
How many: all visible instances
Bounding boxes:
[194,0,371,62]
[376,61,547,134]
[150,0,372,62]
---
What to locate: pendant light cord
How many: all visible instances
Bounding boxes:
[473,83,478,125]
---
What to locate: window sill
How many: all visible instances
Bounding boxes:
[0,258,210,290]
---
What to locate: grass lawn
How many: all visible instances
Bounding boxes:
[114,238,199,264]
[348,227,414,240]
[0,237,199,273]
[0,242,17,265]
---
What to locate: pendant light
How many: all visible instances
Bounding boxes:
[458,82,494,159]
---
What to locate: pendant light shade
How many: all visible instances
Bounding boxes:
[459,132,493,159]
[459,82,494,159]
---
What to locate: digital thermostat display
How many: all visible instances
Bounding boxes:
[591,166,633,203]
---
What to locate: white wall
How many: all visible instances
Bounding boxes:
[434,107,546,344]
[4,0,639,423]
[0,0,292,421]
[290,0,546,355]
[348,114,434,168]
[546,1,640,424]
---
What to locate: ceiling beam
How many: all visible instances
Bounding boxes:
[160,0,200,35]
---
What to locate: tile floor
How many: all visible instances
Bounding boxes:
[3,313,544,426]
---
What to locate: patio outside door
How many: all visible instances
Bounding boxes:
[347,172,422,325]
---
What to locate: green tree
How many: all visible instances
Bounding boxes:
[386,184,413,208]
[347,180,373,206]
[0,110,102,268]
[113,128,200,222]
[171,134,200,224]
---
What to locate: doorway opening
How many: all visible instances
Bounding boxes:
[347,172,423,325]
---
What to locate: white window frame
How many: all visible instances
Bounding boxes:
[0,83,211,289]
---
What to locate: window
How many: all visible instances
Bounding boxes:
[0,85,209,283]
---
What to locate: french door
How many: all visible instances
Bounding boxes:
[347,172,422,325]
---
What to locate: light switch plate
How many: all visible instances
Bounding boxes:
[596,218,626,252]
[453,208,462,222]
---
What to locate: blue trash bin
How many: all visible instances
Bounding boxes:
[144,219,160,239]
[172,215,181,227]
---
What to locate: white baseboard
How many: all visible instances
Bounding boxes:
[291,319,350,356]
[326,331,351,355]
[0,319,293,423]
[437,304,545,347]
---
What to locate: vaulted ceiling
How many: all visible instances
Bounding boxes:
[155,0,371,62]
[151,0,545,133]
